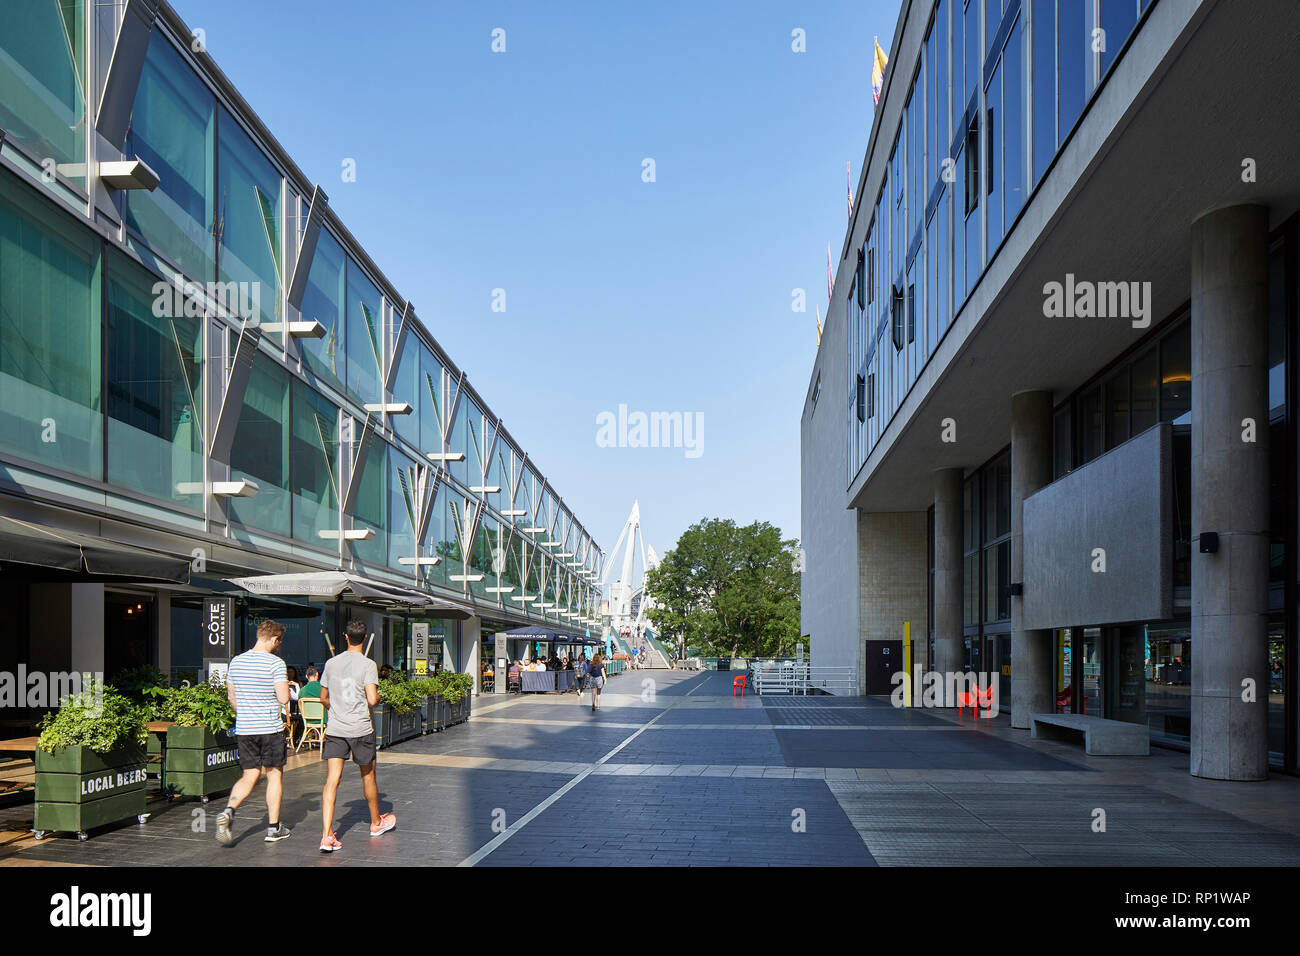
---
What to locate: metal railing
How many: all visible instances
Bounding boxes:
[748,662,858,696]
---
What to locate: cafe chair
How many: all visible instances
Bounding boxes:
[298,698,327,757]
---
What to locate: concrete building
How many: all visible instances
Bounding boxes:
[801,0,1299,777]
[0,1,602,714]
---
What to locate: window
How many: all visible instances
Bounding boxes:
[964,117,980,215]
[1057,0,1087,142]
[1032,0,1056,184]
[229,352,290,537]
[217,106,282,331]
[344,257,383,407]
[986,59,1003,247]
[907,282,916,344]
[867,247,875,304]
[0,179,101,478]
[1100,0,1139,76]
[0,0,86,184]
[388,450,418,570]
[856,250,866,310]
[290,378,338,545]
[891,285,905,350]
[1002,15,1026,226]
[125,33,216,283]
[867,373,876,419]
[299,228,346,393]
[811,374,821,410]
[106,252,202,504]
[351,440,388,570]
[856,374,866,423]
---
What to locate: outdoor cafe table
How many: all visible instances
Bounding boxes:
[0,736,38,797]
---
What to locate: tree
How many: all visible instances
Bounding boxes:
[644,518,804,660]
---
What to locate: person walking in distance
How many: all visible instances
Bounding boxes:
[587,652,606,713]
[318,619,396,852]
[217,620,292,846]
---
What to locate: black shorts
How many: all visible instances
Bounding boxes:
[323,733,377,766]
[237,732,287,770]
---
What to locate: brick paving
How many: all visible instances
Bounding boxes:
[1,668,1298,866]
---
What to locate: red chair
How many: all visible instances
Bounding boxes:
[732,675,746,697]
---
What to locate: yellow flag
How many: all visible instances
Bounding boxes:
[816,305,823,346]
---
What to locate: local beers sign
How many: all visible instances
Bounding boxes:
[204,597,233,681]
[412,623,429,676]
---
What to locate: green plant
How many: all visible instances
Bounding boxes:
[145,679,235,734]
[109,664,168,702]
[38,680,149,754]
[409,676,439,699]
[434,671,473,704]
[377,675,423,714]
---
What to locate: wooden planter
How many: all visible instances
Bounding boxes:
[34,744,149,841]
[163,726,241,801]
[373,704,421,749]
[146,730,165,779]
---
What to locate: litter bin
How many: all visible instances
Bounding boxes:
[716,658,730,672]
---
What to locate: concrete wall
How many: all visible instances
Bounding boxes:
[1022,424,1172,630]
[801,286,860,689]
[857,511,928,691]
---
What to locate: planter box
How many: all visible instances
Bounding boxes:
[146,731,164,778]
[373,704,421,749]
[163,726,241,799]
[418,697,432,734]
[34,743,148,839]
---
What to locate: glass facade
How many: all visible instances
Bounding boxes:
[850,0,1149,483]
[0,11,601,631]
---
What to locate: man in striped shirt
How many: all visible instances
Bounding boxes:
[216,619,291,846]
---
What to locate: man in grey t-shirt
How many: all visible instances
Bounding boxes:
[318,620,396,852]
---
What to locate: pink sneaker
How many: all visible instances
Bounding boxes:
[319,832,342,853]
[370,812,397,837]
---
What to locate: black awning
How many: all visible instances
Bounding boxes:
[0,516,191,584]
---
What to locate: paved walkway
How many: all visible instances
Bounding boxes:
[2,669,1299,866]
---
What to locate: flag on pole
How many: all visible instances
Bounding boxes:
[847,161,854,219]
[872,37,888,107]
[816,305,823,346]
[827,243,834,303]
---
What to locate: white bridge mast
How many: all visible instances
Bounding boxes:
[600,501,666,665]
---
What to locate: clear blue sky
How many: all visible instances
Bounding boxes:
[171,0,897,561]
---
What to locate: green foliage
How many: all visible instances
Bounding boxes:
[109,664,168,702]
[402,671,473,705]
[377,675,424,714]
[645,518,804,660]
[146,679,235,734]
[37,680,149,755]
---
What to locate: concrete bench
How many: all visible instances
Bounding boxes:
[1030,713,1149,755]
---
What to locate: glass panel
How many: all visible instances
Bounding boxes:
[419,345,444,454]
[1100,0,1138,76]
[471,515,495,599]
[217,107,281,330]
[387,450,417,571]
[125,34,215,283]
[299,228,345,393]
[1002,14,1026,226]
[0,179,101,476]
[1267,621,1284,763]
[1078,384,1104,464]
[1160,322,1191,423]
[1057,0,1087,141]
[1131,345,1159,435]
[0,0,86,181]
[963,476,980,553]
[345,258,382,407]
[963,553,979,628]
[1032,0,1055,184]
[229,352,289,536]
[422,482,449,587]
[985,455,1010,542]
[1146,624,1190,740]
[986,59,1003,249]
[449,393,469,486]
[985,0,1002,57]
[965,0,978,111]
[289,378,338,544]
[1081,627,1102,715]
[351,440,387,568]
[106,251,202,503]
[1105,365,1130,449]
[390,335,418,449]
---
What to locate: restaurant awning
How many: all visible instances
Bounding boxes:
[498,625,600,645]
[226,571,474,617]
[0,515,191,584]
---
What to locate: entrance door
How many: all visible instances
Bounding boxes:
[105,593,152,679]
[864,640,903,696]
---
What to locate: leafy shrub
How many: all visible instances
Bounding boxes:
[377,675,424,714]
[437,671,473,704]
[146,680,235,734]
[38,680,149,754]
[109,665,168,702]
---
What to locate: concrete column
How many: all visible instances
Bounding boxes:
[460,616,481,696]
[1189,204,1270,781]
[933,469,965,680]
[1010,391,1054,728]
